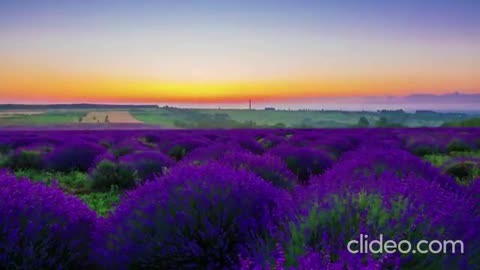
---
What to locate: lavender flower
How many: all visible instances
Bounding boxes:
[0,171,97,269]
[95,162,292,269]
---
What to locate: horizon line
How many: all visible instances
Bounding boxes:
[1,91,479,105]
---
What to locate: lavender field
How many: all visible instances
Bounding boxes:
[1,128,480,269]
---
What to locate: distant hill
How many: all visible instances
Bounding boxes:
[356,92,480,104]
[0,104,158,110]
[400,92,480,103]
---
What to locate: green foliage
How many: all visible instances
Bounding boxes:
[2,150,43,170]
[79,186,121,216]
[357,116,370,127]
[425,151,480,183]
[356,116,370,127]
[284,193,425,266]
[0,111,85,125]
[423,154,450,166]
[89,160,136,191]
[442,117,480,127]
[14,169,89,193]
[168,145,187,160]
[139,137,156,148]
[375,116,388,127]
[447,139,471,152]
[375,116,405,127]
[1,107,476,128]
[411,145,435,156]
[450,151,480,158]
[13,168,120,216]
[173,119,189,128]
[111,146,133,158]
[443,162,480,185]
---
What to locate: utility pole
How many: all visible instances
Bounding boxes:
[249,99,252,110]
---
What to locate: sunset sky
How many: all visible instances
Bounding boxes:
[0,0,479,104]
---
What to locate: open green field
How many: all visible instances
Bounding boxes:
[0,111,85,125]
[0,105,478,128]
[131,107,476,128]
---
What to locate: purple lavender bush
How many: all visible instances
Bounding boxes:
[241,199,409,270]
[246,170,478,269]
[403,134,447,156]
[441,157,480,185]
[269,144,333,184]
[326,146,462,193]
[447,138,475,153]
[467,177,480,215]
[117,151,175,183]
[162,137,210,161]
[0,171,97,269]
[304,152,479,268]
[110,138,152,158]
[258,134,285,150]
[181,142,243,165]
[94,162,292,269]
[45,142,105,172]
[221,151,297,190]
[236,137,265,155]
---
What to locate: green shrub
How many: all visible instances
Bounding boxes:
[89,160,136,191]
[423,154,450,167]
[411,145,438,156]
[447,139,472,153]
[3,150,44,170]
[111,146,133,158]
[14,169,89,192]
[79,186,120,216]
[443,161,480,185]
[167,145,187,160]
[284,193,431,266]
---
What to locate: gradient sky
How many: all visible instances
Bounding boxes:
[0,0,479,104]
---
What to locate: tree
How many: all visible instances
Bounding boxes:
[357,116,369,127]
[375,117,388,127]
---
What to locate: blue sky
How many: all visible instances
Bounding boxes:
[0,0,478,104]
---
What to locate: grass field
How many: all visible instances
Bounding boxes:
[130,108,379,127]
[131,107,473,128]
[129,108,178,127]
[0,111,85,125]
[0,107,478,128]
[196,109,365,126]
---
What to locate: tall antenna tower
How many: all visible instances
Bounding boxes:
[249,99,252,110]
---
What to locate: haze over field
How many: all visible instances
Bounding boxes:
[0,0,479,109]
[163,93,480,112]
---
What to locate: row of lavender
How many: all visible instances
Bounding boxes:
[0,128,479,269]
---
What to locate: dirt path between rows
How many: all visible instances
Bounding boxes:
[80,111,143,123]
[0,111,46,117]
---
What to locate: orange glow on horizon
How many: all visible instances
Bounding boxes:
[1,67,479,104]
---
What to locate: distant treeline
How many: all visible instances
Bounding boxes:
[0,104,158,110]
